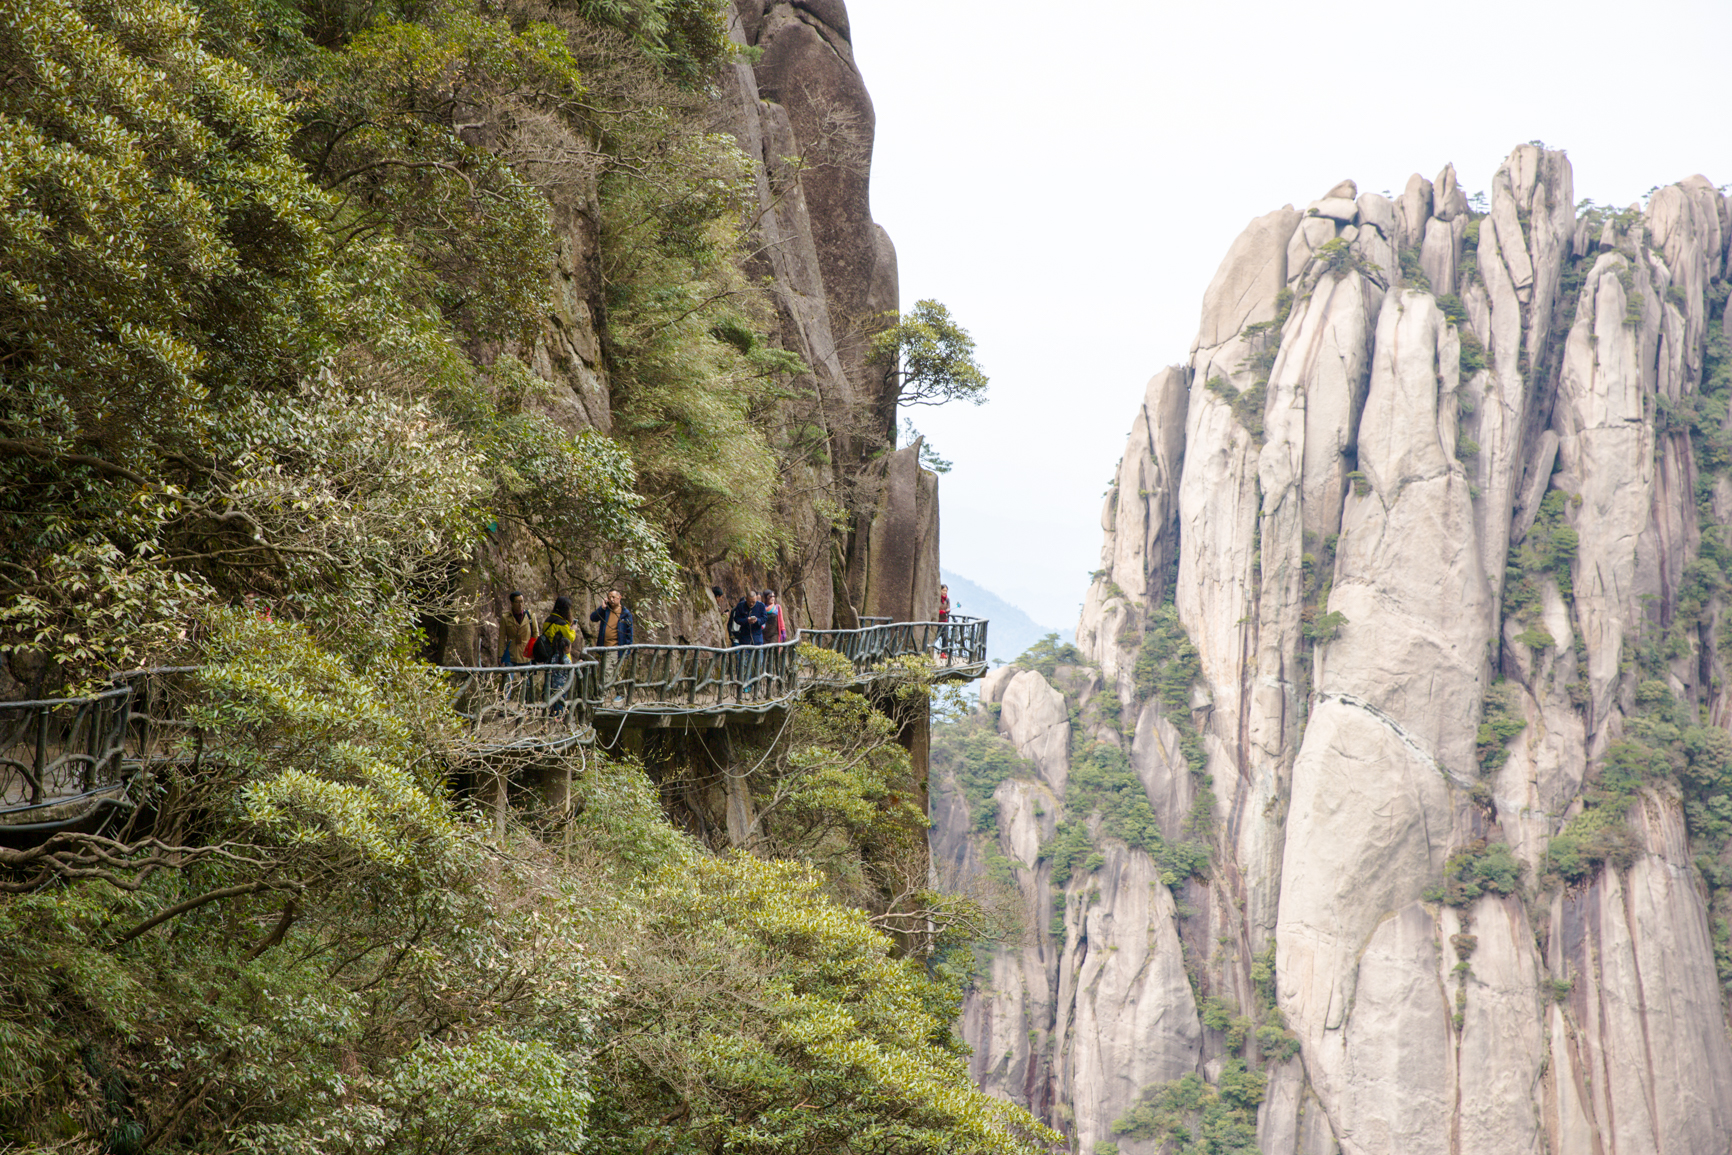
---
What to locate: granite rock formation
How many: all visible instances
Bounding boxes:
[936,145,1732,1154]
[470,0,935,660]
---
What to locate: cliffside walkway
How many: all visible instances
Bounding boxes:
[0,615,988,845]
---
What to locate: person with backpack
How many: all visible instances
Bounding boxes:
[538,596,577,713]
[500,590,536,666]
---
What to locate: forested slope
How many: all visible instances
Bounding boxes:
[0,0,1038,1149]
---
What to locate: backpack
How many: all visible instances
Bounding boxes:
[531,633,555,663]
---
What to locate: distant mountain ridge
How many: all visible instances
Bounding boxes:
[939,570,1070,665]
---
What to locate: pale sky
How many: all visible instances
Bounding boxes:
[847,0,1732,628]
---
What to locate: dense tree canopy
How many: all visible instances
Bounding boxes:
[0,0,1049,1150]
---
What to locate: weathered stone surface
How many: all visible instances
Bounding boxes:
[1434,161,1470,220]
[1056,844,1201,1155]
[1195,208,1303,349]
[856,441,940,622]
[1419,215,1456,295]
[1076,367,1189,697]
[1285,215,1337,285]
[943,148,1732,1154]
[1309,196,1358,224]
[1395,172,1434,250]
[998,669,1070,795]
[1355,193,1394,238]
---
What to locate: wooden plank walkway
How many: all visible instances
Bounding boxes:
[0,616,989,842]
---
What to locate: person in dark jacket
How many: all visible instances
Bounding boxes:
[590,589,632,697]
[589,589,633,647]
[729,594,758,647]
[746,593,769,645]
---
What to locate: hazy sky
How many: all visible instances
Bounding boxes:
[845,0,1732,629]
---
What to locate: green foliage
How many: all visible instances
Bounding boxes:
[1041,743,1209,889]
[901,419,954,472]
[1134,607,1202,718]
[0,612,608,1154]
[1302,610,1348,643]
[1503,490,1579,625]
[583,852,1056,1155]
[931,708,1039,833]
[1436,293,1469,327]
[598,116,793,565]
[872,298,990,409]
[1399,246,1431,291]
[1348,470,1370,497]
[1458,219,1481,286]
[1016,632,1086,679]
[571,0,732,84]
[1458,329,1488,376]
[1514,624,1555,650]
[1133,606,1207,773]
[1426,839,1524,906]
[1255,1017,1301,1064]
[0,0,691,686]
[1205,374,1267,443]
[1545,818,1643,884]
[1045,818,1095,889]
[1199,997,1253,1052]
[1477,681,1527,774]
[1314,236,1373,280]
[1112,1062,1266,1154]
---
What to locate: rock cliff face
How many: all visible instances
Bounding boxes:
[935,146,1732,1153]
[470,0,936,659]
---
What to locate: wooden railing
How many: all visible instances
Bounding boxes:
[802,615,988,680]
[442,661,600,751]
[2,616,987,843]
[584,639,798,717]
[0,686,132,812]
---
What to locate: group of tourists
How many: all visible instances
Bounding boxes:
[714,586,787,648]
[497,585,785,669]
[498,590,634,666]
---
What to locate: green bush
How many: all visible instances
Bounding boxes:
[1477,681,1527,774]
[1015,632,1086,678]
[1303,609,1348,643]
[1132,606,1209,774]
[1427,839,1524,905]
[1459,329,1488,375]
[930,710,1039,832]
[1113,1062,1265,1154]
[1399,246,1432,291]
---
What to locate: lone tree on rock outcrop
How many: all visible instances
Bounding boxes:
[871,298,989,410]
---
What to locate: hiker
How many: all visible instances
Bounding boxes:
[747,591,769,645]
[762,590,788,643]
[500,590,536,666]
[590,589,633,648]
[730,592,758,647]
[938,583,950,622]
[538,596,577,713]
[590,589,633,693]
